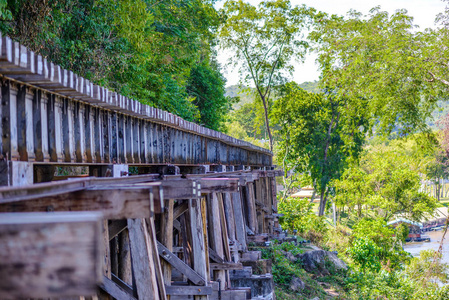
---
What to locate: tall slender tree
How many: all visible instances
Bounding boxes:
[219,0,316,151]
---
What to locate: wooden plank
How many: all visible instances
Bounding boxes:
[165,285,212,296]
[208,248,224,263]
[109,219,127,240]
[207,193,226,285]
[0,185,162,218]
[147,215,168,300]
[118,229,133,286]
[218,193,232,263]
[210,263,243,270]
[136,180,200,199]
[0,178,88,202]
[0,212,102,299]
[173,201,188,220]
[231,191,247,251]
[199,178,239,193]
[112,273,134,295]
[200,197,210,283]
[127,218,159,300]
[222,192,238,262]
[100,276,137,300]
[0,174,159,203]
[156,241,206,286]
[188,198,208,300]
[245,183,257,233]
[160,199,174,286]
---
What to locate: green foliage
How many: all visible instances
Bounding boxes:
[311,7,449,137]
[333,140,438,221]
[0,0,232,128]
[348,237,382,272]
[259,242,347,299]
[219,0,318,150]
[278,197,314,233]
[272,82,367,215]
[349,218,410,271]
[187,60,234,130]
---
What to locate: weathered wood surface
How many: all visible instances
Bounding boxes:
[100,276,137,300]
[0,212,102,299]
[199,178,239,193]
[210,263,243,270]
[127,218,160,300]
[0,34,272,188]
[160,199,174,287]
[207,193,226,286]
[109,219,127,240]
[188,198,208,300]
[0,185,162,218]
[157,241,206,286]
[231,191,247,251]
[165,285,212,296]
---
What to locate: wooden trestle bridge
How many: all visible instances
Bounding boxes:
[0,33,283,300]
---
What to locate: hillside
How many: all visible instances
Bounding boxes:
[225,81,320,109]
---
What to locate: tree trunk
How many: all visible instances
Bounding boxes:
[318,188,327,216]
[260,95,273,151]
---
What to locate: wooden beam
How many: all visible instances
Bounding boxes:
[173,201,188,220]
[208,248,224,264]
[160,199,174,286]
[0,184,163,218]
[0,212,102,299]
[127,218,159,300]
[0,178,88,202]
[188,198,208,300]
[165,285,212,296]
[0,174,160,203]
[156,241,206,286]
[100,276,137,300]
[199,178,239,193]
[109,219,127,240]
[231,191,247,251]
[147,216,168,300]
[207,193,226,285]
[210,263,243,270]
[136,180,200,199]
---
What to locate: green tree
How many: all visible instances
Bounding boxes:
[219,0,317,151]
[186,58,235,131]
[0,0,230,126]
[334,141,438,222]
[272,82,367,215]
[310,7,449,137]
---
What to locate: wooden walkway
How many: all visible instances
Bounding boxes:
[0,33,282,300]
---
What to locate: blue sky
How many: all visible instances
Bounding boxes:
[216,0,447,86]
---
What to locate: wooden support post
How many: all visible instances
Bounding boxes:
[179,213,192,269]
[102,220,112,279]
[206,193,226,286]
[222,193,238,262]
[127,218,159,300]
[255,179,264,234]
[231,191,247,252]
[118,229,133,286]
[160,199,174,289]
[245,183,257,233]
[188,198,208,300]
[147,213,168,300]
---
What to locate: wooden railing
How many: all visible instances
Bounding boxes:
[0,33,272,186]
